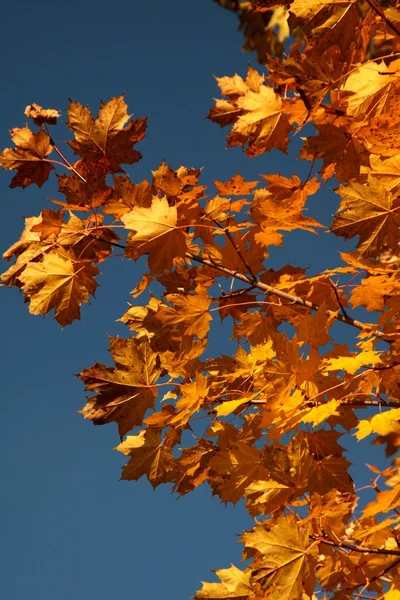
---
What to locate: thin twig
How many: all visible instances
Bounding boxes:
[314,534,400,556]
[330,279,349,319]
[357,556,400,596]
[185,251,392,342]
[210,216,257,281]
[365,0,400,38]
[45,125,86,183]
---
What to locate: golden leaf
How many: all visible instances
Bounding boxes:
[122,195,187,272]
[67,94,146,172]
[0,126,54,188]
[195,564,253,599]
[17,249,99,325]
[242,518,316,600]
[355,408,400,441]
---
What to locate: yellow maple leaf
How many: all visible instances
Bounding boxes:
[289,0,343,22]
[67,94,146,172]
[300,124,367,182]
[169,373,209,427]
[210,442,270,504]
[331,178,400,258]
[242,518,316,600]
[244,479,293,517]
[343,60,400,119]
[214,173,259,196]
[17,249,99,325]
[195,564,253,599]
[350,275,399,312]
[156,291,212,339]
[300,399,341,428]
[297,303,334,348]
[122,195,187,272]
[324,349,381,375]
[363,484,400,517]
[368,154,400,192]
[232,85,292,156]
[115,427,175,487]
[215,397,252,417]
[355,408,400,441]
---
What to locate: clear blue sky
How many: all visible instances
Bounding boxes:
[0,1,387,599]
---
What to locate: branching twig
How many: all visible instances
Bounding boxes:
[313,534,400,556]
[365,0,400,38]
[45,125,86,183]
[330,279,349,319]
[185,251,392,342]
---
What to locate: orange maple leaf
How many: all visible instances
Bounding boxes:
[331,178,400,258]
[0,126,54,188]
[67,95,146,172]
[17,249,99,325]
[122,195,188,272]
[78,337,161,438]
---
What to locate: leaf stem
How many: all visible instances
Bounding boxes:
[45,125,86,183]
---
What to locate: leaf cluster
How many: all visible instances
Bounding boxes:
[3,2,400,598]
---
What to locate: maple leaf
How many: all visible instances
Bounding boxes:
[209,442,270,504]
[56,166,112,212]
[301,399,341,428]
[208,66,292,156]
[214,173,259,196]
[115,427,175,487]
[195,564,253,599]
[122,195,188,272]
[343,60,400,119]
[78,337,161,438]
[0,126,54,188]
[67,95,146,172]
[331,178,400,258]
[156,291,213,339]
[230,85,292,156]
[251,177,323,248]
[30,209,64,240]
[169,373,209,428]
[324,349,382,375]
[358,96,400,159]
[368,154,400,192]
[24,103,60,126]
[350,274,399,312]
[300,490,356,540]
[150,161,180,196]
[300,124,368,182]
[173,439,216,495]
[355,408,400,441]
[1,214,53,287]
[242,518,316,600]
[296,303,334,348]
[17,249,99,325]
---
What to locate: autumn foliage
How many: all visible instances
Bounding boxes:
[3,0,400,598]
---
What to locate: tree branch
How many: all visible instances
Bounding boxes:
[185,251,392,342]
[364,0,400,38]
[313,535,400,556]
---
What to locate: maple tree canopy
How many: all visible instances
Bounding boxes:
[3,1,400,598]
